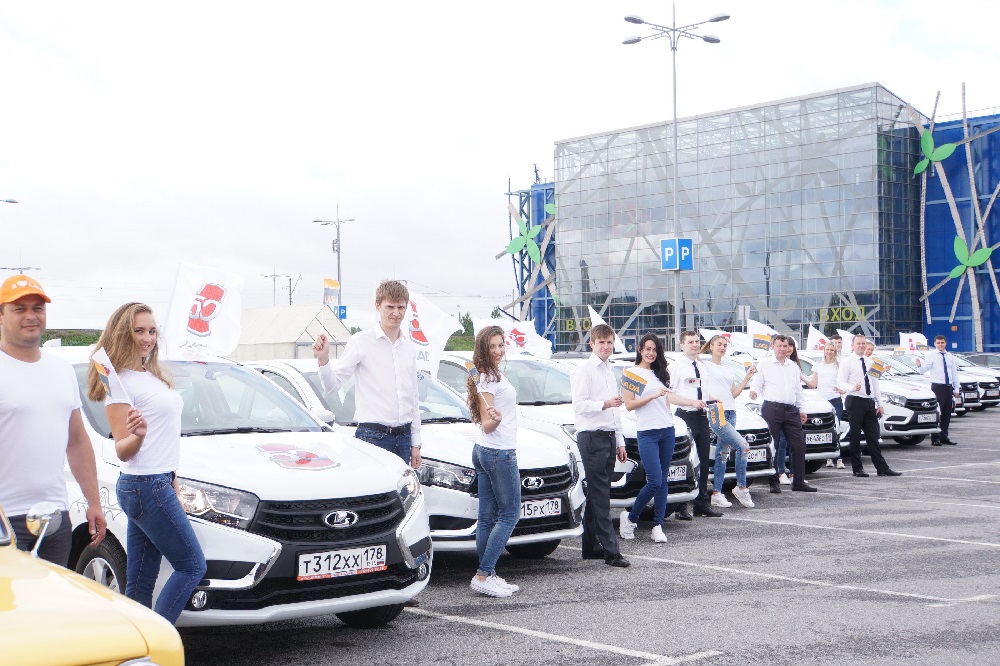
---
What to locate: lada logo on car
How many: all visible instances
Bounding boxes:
[323,510,360,529]
[745,434,757,443]
[922,401,932,408]
[810,417,823,426]
[522,476,544,490]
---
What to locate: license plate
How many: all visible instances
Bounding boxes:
[297,544,387,581]
[965,392,978,399]
[746,448,768,463]
[986,390,999,397]
[520,498,561,519]
[917,413,936,423]
[805,432,833,444]
[668,465,687,482]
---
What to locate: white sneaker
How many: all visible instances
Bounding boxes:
[825,459,834,468]
[732,486,755,508]
[471,575,513,598]
[778,473,792,486]
[835,459,845,469]
[711,492,732,508]
[619,510,637,540]
[491,574,519,593]
[651,525,668,543]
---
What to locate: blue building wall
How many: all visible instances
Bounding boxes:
[527,182,556,339]
[923,113,1000,351]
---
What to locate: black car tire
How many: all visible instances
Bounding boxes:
[76,538,127,594]
[805,460,826,474]
[506,540,560,559]
[336,603,405,628]
[893,435,926,445]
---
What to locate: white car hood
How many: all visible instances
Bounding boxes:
[178,430,405,501]
[419,422,570,469]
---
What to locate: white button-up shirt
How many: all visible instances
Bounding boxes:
[748,355,804,410]
[317,324,421,446]
[669,354,709,412]
[837,353,882,409]
[917,351,960,392]
[571,354,625,448]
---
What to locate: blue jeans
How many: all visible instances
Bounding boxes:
[710,410,748,491]
[472,444,520,577]
[355,424,412,462]
[117,473,207,624]
[629,427,676,525]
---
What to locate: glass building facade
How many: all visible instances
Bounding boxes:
[551,83,925,351]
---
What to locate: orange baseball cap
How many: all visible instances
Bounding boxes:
[0,274,51,305]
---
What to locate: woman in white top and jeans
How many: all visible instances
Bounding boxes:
[466,325,521,598]
[700,335,757,508]
[619,332,702,543]
[804,344,846,469]
[86,303,206,624]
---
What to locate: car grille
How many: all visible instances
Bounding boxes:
[961,382,979,391]
[206,563,418,611]
[739,428,772,447]
[470,465,573,498]
[249,492,404,543]
[979,381,999,390]
[802,413,836,430]
[512,513,573,537]
[904,398,938,411]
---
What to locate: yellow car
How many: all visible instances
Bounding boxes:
[0,503,184,666]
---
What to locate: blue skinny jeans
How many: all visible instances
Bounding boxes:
[710,409,749,491]
[472,444,521,577]
[628,427,676,526]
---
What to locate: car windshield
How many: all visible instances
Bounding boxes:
[75,361,324,438]
[500,359,572,405]
[302,371,471,426]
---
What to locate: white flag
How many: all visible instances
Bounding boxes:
[473,319,553,359]
[161,262,245,359]
[587,306,627,354]
[747,319,778,351]
[899,332,928,351]
[806,325,828,351]
[91,347,132,405]
[698,328,739,356]
[837,329,858,345]
[404,292,462,378]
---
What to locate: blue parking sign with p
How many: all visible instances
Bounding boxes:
[335,305,347,319]
[661,238,694,271]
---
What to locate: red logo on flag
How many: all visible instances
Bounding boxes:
[507,328,527,349]
[187,283,226,337]
[256,443,340,470]
[408,301,429,346]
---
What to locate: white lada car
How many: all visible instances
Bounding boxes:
[250,359,585,560]
[57,348,431,629]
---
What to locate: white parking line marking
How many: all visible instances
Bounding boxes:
[723,516,1000,548]
[813,489,1000,510]
[406,608,723,665]
[902,474,1000,485]
[928,595,997,608]
[555,547,996,606]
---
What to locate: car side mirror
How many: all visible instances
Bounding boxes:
[25,502,62,558]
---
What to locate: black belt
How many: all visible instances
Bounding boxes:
[846,395,874,401]
[358,422,411,436]
[762,400,797,409]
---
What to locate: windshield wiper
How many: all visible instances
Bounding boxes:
[520,400,571,406]
[422,416,471,424]
[182,426,303,436]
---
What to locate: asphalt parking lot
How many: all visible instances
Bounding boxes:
[182,412,1000,666]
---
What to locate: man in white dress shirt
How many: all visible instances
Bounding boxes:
[313,280,421,470]
[749,335,816,492]
[571,324,630,568]
[915,335,960,446]
[837,335,901,477]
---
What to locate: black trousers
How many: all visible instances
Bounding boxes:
[762,401,807,488]
[676,410,711,508]
[845,395,891,473]
[10,510,73,567]
[578,430,620,557]
[930,383,954,441]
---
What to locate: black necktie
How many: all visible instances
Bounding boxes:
[692,361,702,401]
[860,357,872,396]
[942,352,951,385]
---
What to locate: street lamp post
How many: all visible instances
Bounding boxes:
[623,3,729,349]
[262,272,290,306]
[313,204,355,311]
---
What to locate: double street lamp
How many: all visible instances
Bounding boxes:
[313,204,355,311]
[623,4,729,348]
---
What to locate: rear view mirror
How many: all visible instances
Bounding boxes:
[25,502,62,558]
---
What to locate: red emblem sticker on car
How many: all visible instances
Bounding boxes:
[256,443,340,470]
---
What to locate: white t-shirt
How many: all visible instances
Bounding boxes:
[106,369,183,475]
[476,372,518,450]
[629,366,674,431]
[0,349,82,515]
[702,361,737,410]
[812,361,840,400]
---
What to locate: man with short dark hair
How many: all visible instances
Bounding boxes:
[915,334,959,445]
[0,274,106,566]
[669,330,723,517]
[837,335,901,477]
[749,334,817,492]
[829,334,843,358]
[571,324,630,567]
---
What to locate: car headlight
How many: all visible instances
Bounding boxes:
[560,424,577,439]
[177,478,259,530]
[416,459,475,493]
[745,402,762,415]
[883,393,906,407]
[397,468,421,512]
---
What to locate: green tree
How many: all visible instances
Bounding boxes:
[490,306,502,319]
[459,311,473,336]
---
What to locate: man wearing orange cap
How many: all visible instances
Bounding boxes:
[0,274,106,565]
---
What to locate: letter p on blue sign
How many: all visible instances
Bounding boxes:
[661,238,694,271]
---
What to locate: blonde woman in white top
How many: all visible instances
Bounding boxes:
[804,344,846,468]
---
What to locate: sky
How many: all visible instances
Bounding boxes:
[2,0,999,331]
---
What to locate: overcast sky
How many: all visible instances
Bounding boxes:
[2,0,998,330]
